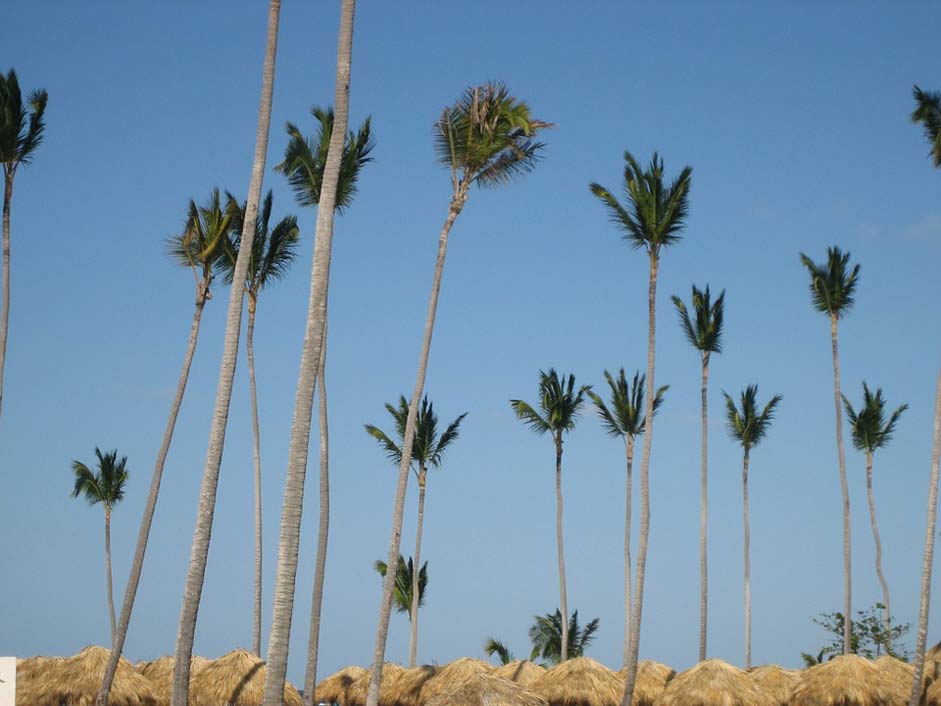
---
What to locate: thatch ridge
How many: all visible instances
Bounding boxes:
[189,649,301,706]
[419,660,496,705]
[346,663,408,706]
[655,659,774,706]
[138,655,211,706]
[315,666,369,706]
[390,665,439,706]
[531,657,623,706]
[424,671,547,706]
[495,661,547,687]
[790,654,907,706]
[748,665,800,706]
[617,661,676,706]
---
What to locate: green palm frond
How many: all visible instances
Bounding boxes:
[512,369,590,439]
[366,395,466,472]
[0,69,48,172]
[799,247,860,318]
[528,609,599,665]
[588,369,665,441]
[364,424,403,465]
[912,85,941,168]
[723,386,782,452]
[671,285,725,355]
[70,448,129,508]
[483,637,515,666]
[374,555,427,618]
[843,383,908,455]
[167,189,233,280]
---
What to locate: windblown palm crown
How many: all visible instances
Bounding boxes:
[672,285,725,357]
[365,395,467,474]
[724,385,782,452]
[843,383,908,455]
[799,247,860,319]
[167,188,234,301]
[588,369,666,440]
[0,69,48,177]
[511,369,590,437]
[912,85,941,168]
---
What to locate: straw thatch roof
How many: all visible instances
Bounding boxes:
[423,672,547,706]
[138,655,212,706]
[790,655,908,706]
[748,665,800,706]
[617,661,676,706]
[419,660,497,706]
[17,646,158,706]
[346,664,408,706]
[388,666,439,706]
[530,657,624,706]
[315,666,369,706]
[189,649,301,706]
[924,643,941,686]
[655,659,774,706]
[495,661,547,688]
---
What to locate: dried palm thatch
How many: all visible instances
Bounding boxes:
[790,655,908,706]
[495,661,547,688]
[16,646,158,706]
[389,665,439,706]
[346,663,408,706]
[189,649,301,706]
[617,661,676,706]
[423,671,547,706]
[926,643,941,685]
[419,660,497,705]
[138,655,212,706]
[315,666,369,706]
[530,657,623,706]
[656,659,774,706]
[748,665,800,706]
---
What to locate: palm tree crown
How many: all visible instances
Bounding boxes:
[799,246,860,319]
[511,369,590,436]
[529,610,600,664]
[0,69,48,175]
[483,638,515,665]
[71,448,129,509]
[373,556,427,617]
[588,369,667,440]
[167,188,233,299]
[723,386,782,452]
[672,285,725,356]
[365,395,467,474]
[843,383,909,455]
[589,151,693,256]
[911,85,941,168]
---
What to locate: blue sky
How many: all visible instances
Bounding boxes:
[3,0,941,687]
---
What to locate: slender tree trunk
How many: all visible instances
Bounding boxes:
[909,367,941,706]
[830,314,852,654]
[865,451,891,651]
[555,435,569,663]
[95,296,206,706]
[743,450,751,670]
[172,4,281,705]
[247,301,264,657]
[699,355,710,663]
[303,322,330,706]
[409,467,427,667]
[365,187,468,706]
[104,505,116,645]
[622,436,634,670]
[262,4,351,704]
[0,171,13,418]
[621,251,659,706]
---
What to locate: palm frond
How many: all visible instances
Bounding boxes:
[0,70,47,169]
[365,424,403,465]
[483,637,515,666]
[672,285,724,355]
[724,386,782,451]
[845,382,908,454]
[510,399,550,435]
[799,247,860,318]
[912,85,941,168]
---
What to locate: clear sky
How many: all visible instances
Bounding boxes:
[3,0,941,687]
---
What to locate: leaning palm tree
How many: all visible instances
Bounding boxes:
[218,190,299,656]
[590,151,692,706]
[511,369,590,662]
[365,82,549,706]
[724,385,782,670]
[373,556,428,617]
[671,284,724,662]
[800,246,860,655]
[365,395,466,666]
[0,69,47,418]
[843,383,907,648]
[71,448,130,645]
[911,85,941,168]
[586,370,666,669]
[528,610,600,665]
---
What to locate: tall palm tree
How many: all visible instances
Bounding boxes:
[843,383,907,647]
[365,395,466,667]
[911,85,941,168]
[723,386,782,670]
[511,369,589,662]
[587,370,666,668]
[590,152,692,706]
[365,82,549,706]
[671,285,724,662]
[71,448,130,645]
[98,189,232,706]
[0,69,47,418]
[373,556,428,616]
[528,610,600,665]
[218,190,299,656]
[800,246,860,655]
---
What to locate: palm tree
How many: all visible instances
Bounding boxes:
[365,82,549,706]
[373,556,428,616]
[843,383,907,647]
[590,151,691,706]
[365,395,466,666]
[218,190,299,656]
[0,69,47,418]
[511,369,589,662]
[800,246,860,655]
[483,638,515,666]
[71,448,129,645]
[586,370,666,669]
[528,610,600,665]
[724,385,781,670]
[671,285,724,662]
[911,85,941,168]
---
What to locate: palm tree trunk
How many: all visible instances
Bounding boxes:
[409,467,427,667]
[104,505,116,645]
[743,449,751,670]
[247,301,263,657]
[909,367,941,706]
[365,187,468,706]
[830,313,852,654]
[699,355,710,663]
[172,4,281,705]
[261,3,351,704]
[621,250,658,706]
[555,435,569,663]
[303,323,330,706]
[865,451,891,652]
[622,436,634,670]
[0,171,13,418]
[95,296,206,706]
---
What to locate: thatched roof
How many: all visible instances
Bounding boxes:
[17,646,158,706]
[138,655,212,706]
[748,665,800,706]
[346,664,408,706]
[617,661,676,706]
[655,659,775,706]
[424,672,547,706]
[315,666,369,706]
[495,661,547,688]
[926,643,941,684]
[530,657,624,706]
[388,665,439,706]
[790,655,908,706]
[189,649,301,706]
[419,660,497,706]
